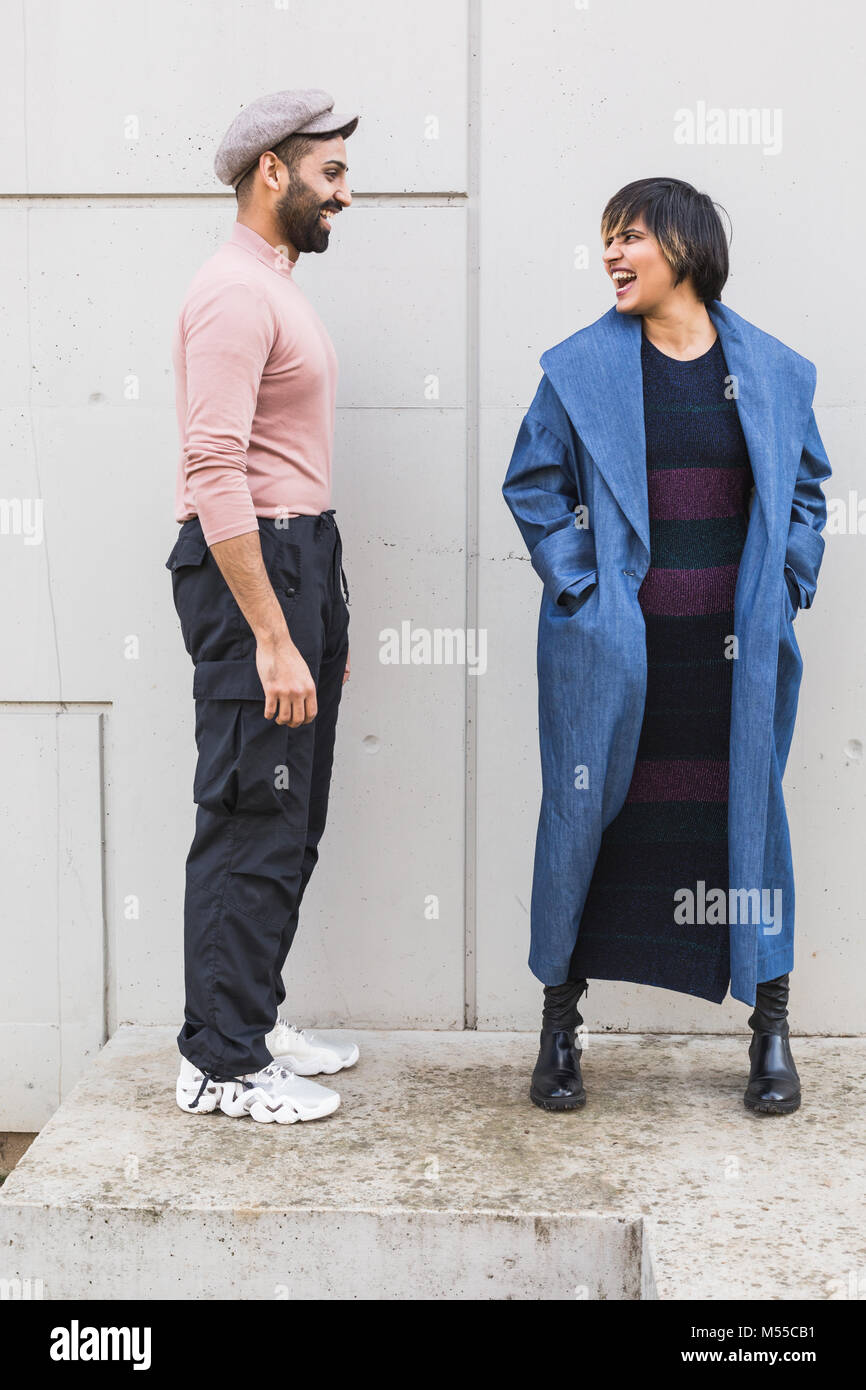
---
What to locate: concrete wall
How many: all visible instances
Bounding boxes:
[1,0,861,1123]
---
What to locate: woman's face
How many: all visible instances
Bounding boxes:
[602,212,680,314]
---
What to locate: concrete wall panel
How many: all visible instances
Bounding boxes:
[0,710,105,1129]
[19,0,468,194]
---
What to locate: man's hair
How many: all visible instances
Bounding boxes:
[235,125,353,205]
[600,177,730,303]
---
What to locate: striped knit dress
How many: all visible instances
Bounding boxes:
[568,331,754,1003]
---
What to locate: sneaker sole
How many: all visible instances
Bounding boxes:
[219,1081,340,1124]
[270,1044,360,1076]
[176,1080,340,1122]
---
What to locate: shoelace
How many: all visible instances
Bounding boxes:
[189,1060,300,1110]
[259,1062,297,1085]
[189,1069,253,1110]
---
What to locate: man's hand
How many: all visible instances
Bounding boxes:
[256,636,317,726]
[209,528,317,727]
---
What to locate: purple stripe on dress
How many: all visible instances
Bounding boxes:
[639,564,739,615]
[625,758,729,803]
[648,467,750,520]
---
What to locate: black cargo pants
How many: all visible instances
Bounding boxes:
[165,510,349,1077]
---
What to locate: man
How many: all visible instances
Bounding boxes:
[168,90,360,1125]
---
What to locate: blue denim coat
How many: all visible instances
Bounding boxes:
[502,302,831,1006]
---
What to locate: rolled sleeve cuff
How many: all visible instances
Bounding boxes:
[530,524,598,604]
[784,521,825,610]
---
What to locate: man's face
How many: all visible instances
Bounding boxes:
[274,135,352,256]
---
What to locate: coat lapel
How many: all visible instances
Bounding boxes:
[708,302,779,550]
[540,301,787,556]
[541,307,650,559]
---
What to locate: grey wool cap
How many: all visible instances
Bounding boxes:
[214,88,359,189]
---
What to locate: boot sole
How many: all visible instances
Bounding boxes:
[744,1094,801,1115]
[530,1089,586,1111]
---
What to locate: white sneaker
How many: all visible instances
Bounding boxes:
[265,1016,360,1075]
[176,1055,222,1114]
[176,1056,340,1124]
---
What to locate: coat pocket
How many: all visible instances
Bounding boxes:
[556,569,599,616]
[783,565,800,621]
[532,525,598,610]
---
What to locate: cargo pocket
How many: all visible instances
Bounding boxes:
[166,525,210,656]
[166,522,255,669]
[193,660,265,701]
[165,523,208,574]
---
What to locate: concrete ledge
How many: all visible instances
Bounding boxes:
[1,1027,864,1299]
[1,1205,648,1301]
[0,1133,36,1182]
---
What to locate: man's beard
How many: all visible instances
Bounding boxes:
[274,175,334,255]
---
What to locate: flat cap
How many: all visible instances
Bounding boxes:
[214,88,359,189]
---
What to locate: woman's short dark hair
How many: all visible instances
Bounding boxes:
[601,178,730,303]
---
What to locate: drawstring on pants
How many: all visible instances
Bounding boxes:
[315,508,350,606]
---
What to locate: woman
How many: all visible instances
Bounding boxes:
[502,177,830,1115]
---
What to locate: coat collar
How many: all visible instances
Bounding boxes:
[539,302,787,558]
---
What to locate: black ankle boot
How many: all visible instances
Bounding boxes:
[744,972,801,1115]
[530,979,588,1111]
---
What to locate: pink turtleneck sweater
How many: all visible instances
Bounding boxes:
[172,222,338,544]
